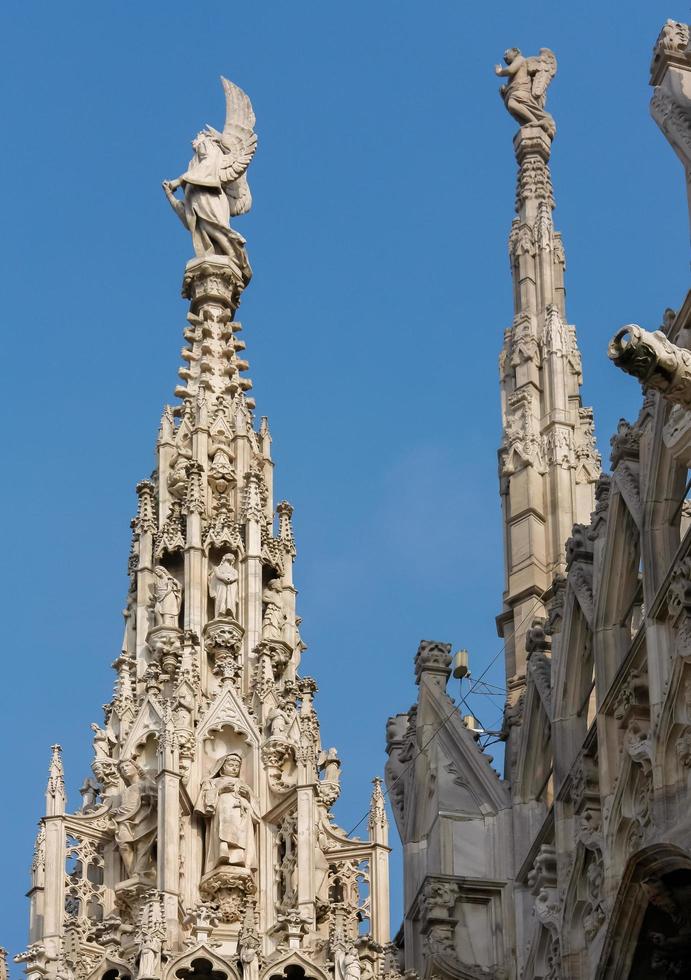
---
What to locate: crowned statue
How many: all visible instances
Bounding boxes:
[163,77,257,289]
[495,47,558,139]
[195,752,259,875]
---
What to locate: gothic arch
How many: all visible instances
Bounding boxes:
[164,947,241,980]
[595,844,691,980]
[261,950,331,980]
[85,959,132,980]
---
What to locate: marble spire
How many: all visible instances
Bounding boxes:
[495,47,600,733]
[17,77,390,980]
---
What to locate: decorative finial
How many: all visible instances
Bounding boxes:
[46,744,65,815]
[162,76,257,291]
[495,47,558,140]
[369,776,388,833]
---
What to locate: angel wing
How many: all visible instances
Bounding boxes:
[529,48,557,106]
[209,76,257,187]
[225,172,253,217]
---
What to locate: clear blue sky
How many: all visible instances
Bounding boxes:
[1,1,688,970]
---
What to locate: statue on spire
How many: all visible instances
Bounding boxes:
[163,77,257,288]
[495,48,558,139]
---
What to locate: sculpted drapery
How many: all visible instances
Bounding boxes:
[163,77,257,288]
[195,753,258,874]
[113,760,158,879]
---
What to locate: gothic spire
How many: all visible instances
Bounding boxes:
[19,75,390,979]
[495,46,600,695]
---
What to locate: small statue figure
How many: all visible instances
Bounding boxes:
[163,77,256,288]
[335,947,361,980]
[266,698,292,739]
[152,566,182,628]
[262,578,287,643]
[91,722,115,762]
[195,753,258,874]
[319,747,341,784]
[495,48,557,139]
[208,553,239,620]
[174,688,194,731]
[113,760,158,880]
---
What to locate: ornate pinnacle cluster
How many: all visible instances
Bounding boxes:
[18,77,390,980]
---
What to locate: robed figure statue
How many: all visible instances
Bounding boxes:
[195,752,258,874]
[113,760,158,880]
[163,77,257,290]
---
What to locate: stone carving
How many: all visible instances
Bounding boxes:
[154,501,185,559]
[668,556,691,623]
[262,578,288,642]
[662,403,691,465]
[369,777,387,833]
[208,553,239,620]
[542,304,568,356]
[543,426,574,470]
[195,753,257,874]
[266,698,293,739]
[239,904,261,980]
[136,891,166,979]
[609,418,641,471]
[318,747,342,806]
[588,474,611,541]
[502,389,545,474]
[528,845,561,938]
[163,77,256,287]
[335,947,362,980]
[495,47,558,138]
[515,154,555,209]
[652,19,690,63]
[114,760,158,881]
[609,324,691,408]
[91,722,115,762]
[152,566,182,627]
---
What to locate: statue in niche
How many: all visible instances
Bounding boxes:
[495,48,557,138]
[208,553,239,620]
[262,578,287,642]
[195,753,258,874]
[266,698,292,739]
[113,760,158,880]
[162,77,256,287]
[152,566,182,628]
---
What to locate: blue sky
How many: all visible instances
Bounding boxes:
[1,1,688,970]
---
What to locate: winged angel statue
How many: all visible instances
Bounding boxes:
[495,48,558,139]
[163,77,257,287]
